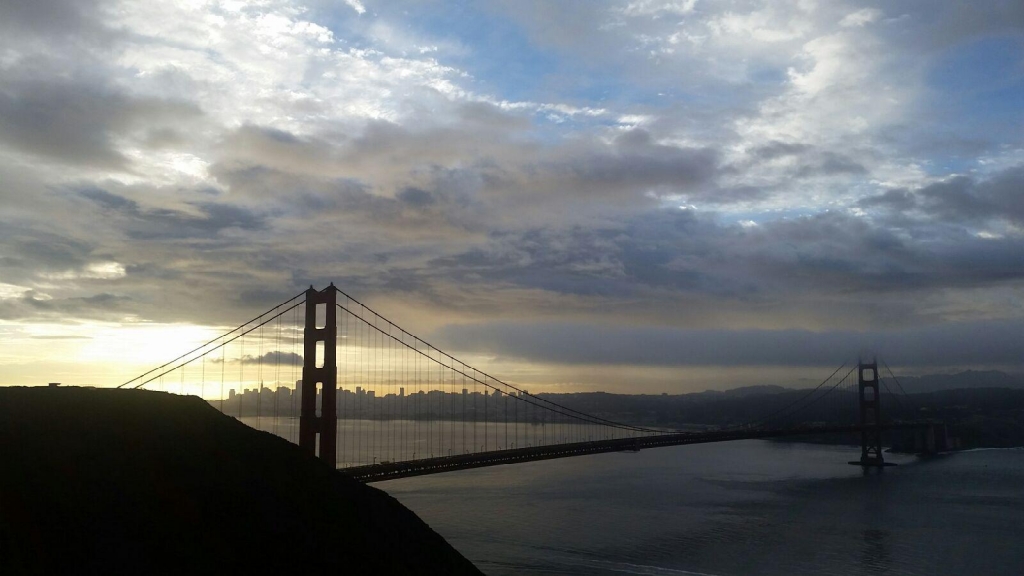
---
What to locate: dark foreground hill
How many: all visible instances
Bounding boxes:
[0,387,481,576]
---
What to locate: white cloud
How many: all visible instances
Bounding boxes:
[840,8,882,28]
[707,5,813,43]
[0,283,28,300]
[344,0,367,15]
[41,262,127,281]
[621,0,699,17]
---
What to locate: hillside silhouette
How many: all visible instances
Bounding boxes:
[0,387,481,576]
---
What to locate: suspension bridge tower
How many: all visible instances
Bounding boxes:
[851,358,892,467]
[299,285,337,462]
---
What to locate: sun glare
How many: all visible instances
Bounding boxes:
[77,323,224,367]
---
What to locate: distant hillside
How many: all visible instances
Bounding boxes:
[0,387,481,576]
[695,384,789,398]
[887,370,1024,394]
[539,381,1024,449]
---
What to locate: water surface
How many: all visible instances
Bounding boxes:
[381,441,1024,575]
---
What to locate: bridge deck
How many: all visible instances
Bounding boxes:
[342,422,935,482]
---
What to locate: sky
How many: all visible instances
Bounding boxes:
[0,0,1022,392]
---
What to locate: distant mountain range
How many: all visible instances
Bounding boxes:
[702,370,1024,397]
[881,370,1024,394]
[536,371,1024,447]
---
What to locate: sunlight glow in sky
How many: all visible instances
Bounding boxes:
[0,1,1022,391]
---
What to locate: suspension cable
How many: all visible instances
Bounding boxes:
[335,302,664,434]
[117,290,306,389]
[331,290,672,434]
[130,300,305,390]
[727,363,853,430]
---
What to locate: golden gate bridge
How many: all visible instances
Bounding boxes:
[117,285,947,481]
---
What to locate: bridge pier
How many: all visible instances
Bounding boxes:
[299,285,337,463]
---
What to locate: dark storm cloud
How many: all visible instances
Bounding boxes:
[142,127,189,150]
[0,71,202,169]
[0,291,133,321]
[218,125,334,173]
[0,79,128,169]
[208,158,485,236]
[883,0,1024,53]
[0,0,110,39]
[557,129,719,194]
[750,141,811,161]
[859,165,1024,225]
[919,176,994,221]
[858,188,916,211]
[919,167,1024,225]
[78,188,267,240]
[699,185,768,204]
[456,101,532,130]
[425,206,1024,304]
[0,223,98,287]
[433,318,1024,368]
[396,187,437,208]
[207,122,732,258]
[794,153,868,178]
[3,232,94,272]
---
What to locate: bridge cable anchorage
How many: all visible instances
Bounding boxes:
[129,298,306,391]
[117,290,307,389]
[331,291,673,435]
[336,301,661,434]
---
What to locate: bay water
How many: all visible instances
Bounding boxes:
[381,441,1024,575]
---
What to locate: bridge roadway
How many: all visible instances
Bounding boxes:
[342,421,936,482]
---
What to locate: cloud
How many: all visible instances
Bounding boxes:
[857,188,915,211]
[0,0,111,40]
[434,318,1024,368]
[0,291,133,322]
[0,0,1022,389]
[793,152,868,178]
[78,188,267,240]
[343,0,367,16]
[555,130,720,195]
[0,72,201,169]
[749,141,811,161]
[839,8,882,28]
[240,351,303,366]
[859,165,1024,226]
[426,206,1024,307]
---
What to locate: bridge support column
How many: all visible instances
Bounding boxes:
[850,358,893,467]
[299,285,337,464]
